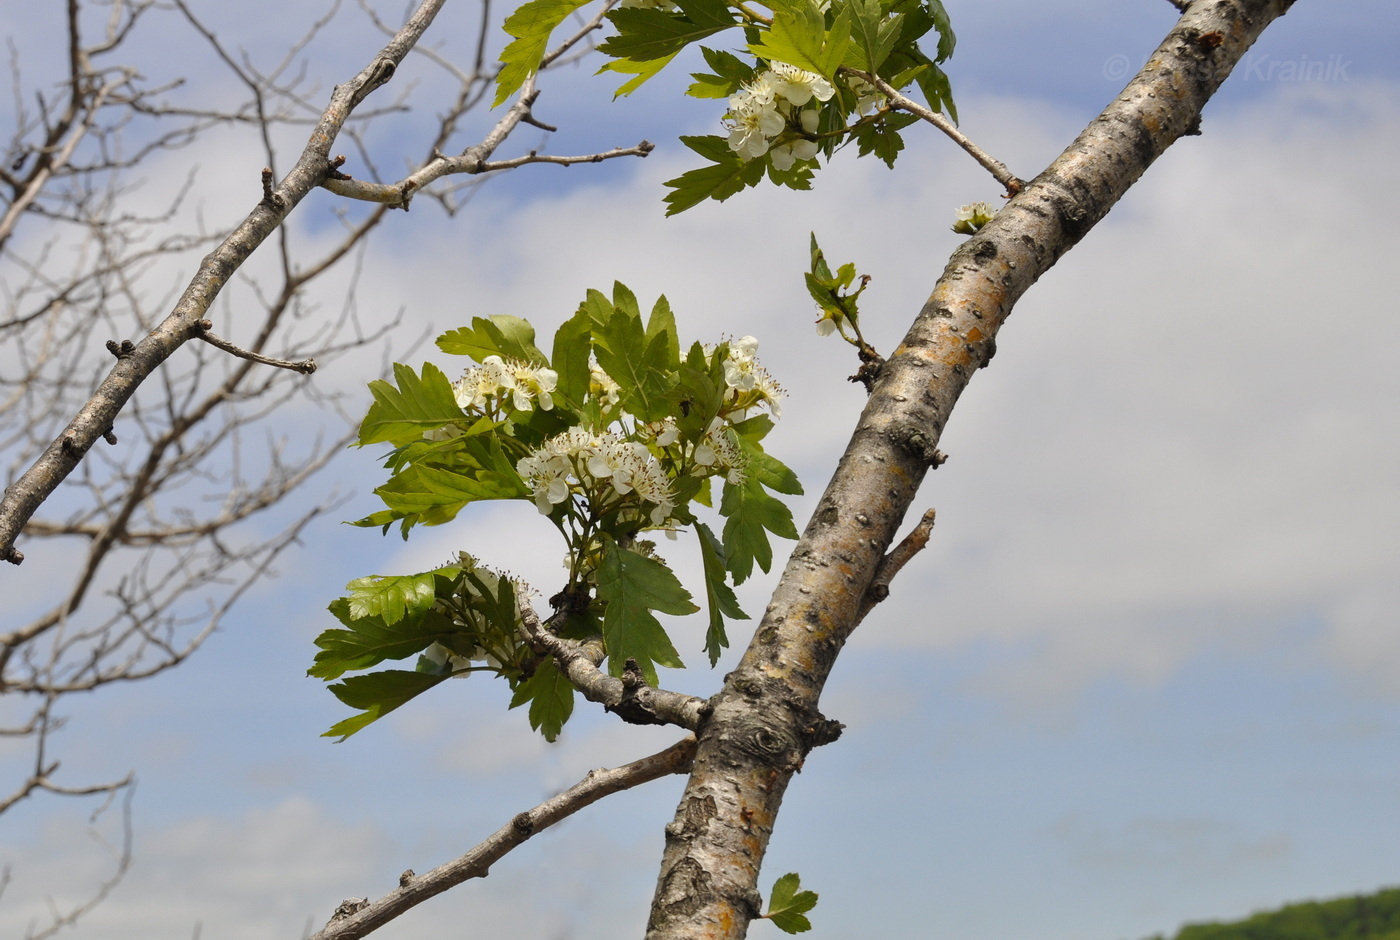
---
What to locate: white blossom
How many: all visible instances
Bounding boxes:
[589,365,622,407]
[725,94,784,160]
[952,201,997,235]
[769,62,835,106]
[454,355,557,413]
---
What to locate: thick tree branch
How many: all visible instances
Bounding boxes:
[307,735,697,940]
[646,2,1298,937]
[519,600,711,731]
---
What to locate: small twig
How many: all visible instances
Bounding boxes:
[306,735,697,940]
[844,67,1024,196]
[193,321,317,374]
[855,508,936,624]
[518,598,709,731]
[321,141,654,207]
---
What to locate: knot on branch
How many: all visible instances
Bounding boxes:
[801,715,845,749]
[3,545,23,565]
[398,869,416,887]
[330,898,369,921]
[105,339,135,359]
[326,154,351,182]
[847,344,885,392]
[888,424,947,469]
[512,812,534,835]
[259,167,286,211]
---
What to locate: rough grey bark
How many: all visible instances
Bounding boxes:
[644,1,1298,936]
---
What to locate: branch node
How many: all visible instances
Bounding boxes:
[101,426,117,446]
[865,509,937,610]
[259,167,286,211]
[802,716,845,749]
[521,111,558,133]
[104,339,135,359]
[61,432,84,458]
[327,155,352,181]
[398,870,416,887]
[3,546,22,565]
[330,898,370,921]
[512,812,534,835]
[847,344,885,392]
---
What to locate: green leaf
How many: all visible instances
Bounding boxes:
[595,539,693,684]
[721,474,800,584]
[372,439,528,524]
[599,52,679,97]
[645,294,681,372]
[915,60,957,123]
[437,315,547,364]
[359,362,463,447]
[842,0,903,72]
[311,600,456,681]
[687,71,735,98]
[663,136,766,216]
[551,308,593,407]
[696,522,747,665]
[322,670,448,740]
[927,0,955,62]
[597,0,735,67]
[343,571,440,624]
[853,111,917,168]
[592,309,674,422]
[747,0,850,79]
[509,657,575,742]
[765,872,819,934]
[686,46,754,98]
[494,0,592,107]
[667,365,724,443]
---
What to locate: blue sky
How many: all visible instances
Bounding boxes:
[3,1,1399,938]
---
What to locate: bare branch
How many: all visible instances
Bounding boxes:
[0,0,448,564]
[843,66,1025,197]
[306,735,698,940]
[322,141,655,206]
[193,321,318,374]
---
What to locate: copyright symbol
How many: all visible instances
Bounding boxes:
[1102,54,1131,81]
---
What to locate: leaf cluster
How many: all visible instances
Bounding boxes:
[319,284,802,741]
[491,0,957,214]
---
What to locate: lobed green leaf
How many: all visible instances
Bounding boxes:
[765,872,819,933]
[509,657,575,742]
[494,0,592,107]
[322,670,449,740]
[696,522,747,665]
[359,362,463,447]
[596,539,693,684]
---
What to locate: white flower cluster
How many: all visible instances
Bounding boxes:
[718,335,783,418]
[453,355,558,413]
[516,427,677,525]
[724,63,834,170]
